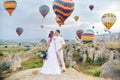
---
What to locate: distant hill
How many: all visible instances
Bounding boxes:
[95,32,120,42]
[40,39,47,43]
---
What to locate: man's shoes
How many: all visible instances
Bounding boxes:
[62,70,65,73]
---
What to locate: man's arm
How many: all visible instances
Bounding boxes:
[58,37,65,51]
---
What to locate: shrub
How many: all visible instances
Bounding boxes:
[73,46,75,49]
[0,52,4,56]
[78,57,83,62]
[93,69,101,76]
[73,54,80,59]
[66,49,69,53]
[85,50,88,57]
[0,76,4,80]
[77,49,81,53]
[86,57,93,64]
[0,61,10,71]
[95,47,99,50]
[4,46,8,48]
[24,47,30,51]
[22,59,43,69]
[76,56,83,63]
[19,43,21,46]
[117,48,120,53]
[95,57,108,66]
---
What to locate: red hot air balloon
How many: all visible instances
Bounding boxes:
[39,5,50,18]
[89,5,94,11]
[16,27,23,36]
[4,0,17,16]
[53,0,75,26]
[76,30,83,39]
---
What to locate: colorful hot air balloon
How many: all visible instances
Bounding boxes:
[39,5,50,18]
[4,0,17,16]
[76,30,83,39]
[81,29,94,42]
[53,0,75,25]
[85,29,94,34]
[56,16,64,26]
[89,5,94,11]
[74,16,79,21]
[16,27,23,36]
[101,13,117,30]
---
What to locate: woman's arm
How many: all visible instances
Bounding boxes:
[46,39,50,51]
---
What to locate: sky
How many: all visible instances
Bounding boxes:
[0,0,120,42]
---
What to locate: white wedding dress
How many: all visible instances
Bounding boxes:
[40,38,61,74]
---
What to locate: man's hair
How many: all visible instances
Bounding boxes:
[56,30,60,34]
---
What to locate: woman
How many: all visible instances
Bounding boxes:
[40,31,61,74]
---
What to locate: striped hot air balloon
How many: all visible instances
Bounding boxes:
[53,0,74,26]
[4,0,17,16]
[81,29,94,42]
[56,16,64,26]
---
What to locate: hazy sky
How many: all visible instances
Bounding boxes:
[0,0,120,42]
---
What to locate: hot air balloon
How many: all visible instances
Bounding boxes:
[16,27,23,36]
[102,13,117,30]
[89,5,94,11]
[96,32,99,34]
[86,29,94,34]
[40,25,44,29]
[81,29,94,42]
[76,30,83,39]
[92,26,95,29]
[53,0,74,25]
[39,5,50,18]
[4,0,17,16]
[104,28,108,32]
[74,16,79,21]
[56,16,64,26]
[104,28,111,34]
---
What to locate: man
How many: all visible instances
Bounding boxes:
[54,30,66,72]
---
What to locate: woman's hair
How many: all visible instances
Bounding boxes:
[48,31,54,42]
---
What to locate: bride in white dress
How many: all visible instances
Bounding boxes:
[40,31,61,74]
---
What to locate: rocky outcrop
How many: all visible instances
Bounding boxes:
[100,52,120,80]
[64,42,74,67]
[100,60,120,80]
[10,54,22,71]
[2,53,22,71]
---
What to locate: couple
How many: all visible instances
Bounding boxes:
[40,30,66,74]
